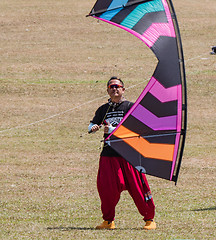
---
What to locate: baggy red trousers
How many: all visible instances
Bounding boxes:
[97,156,155,222]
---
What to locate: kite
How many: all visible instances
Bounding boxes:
[87,0,187,184]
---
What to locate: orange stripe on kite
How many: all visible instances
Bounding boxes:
[113,125,174,161]
[113,125,139,139]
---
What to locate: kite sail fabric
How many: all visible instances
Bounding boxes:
[88,0,187,183]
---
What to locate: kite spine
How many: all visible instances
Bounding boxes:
[167,0,187,184]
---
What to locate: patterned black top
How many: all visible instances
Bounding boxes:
[91,100,133,156]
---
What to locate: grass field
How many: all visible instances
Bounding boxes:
[0,0,215,239]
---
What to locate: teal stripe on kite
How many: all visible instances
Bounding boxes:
[107,0,128,10]
[100,0,129,20]
[121,0,164,29]
[100,8,123,20]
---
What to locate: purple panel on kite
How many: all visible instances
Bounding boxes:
[131,104,177,130]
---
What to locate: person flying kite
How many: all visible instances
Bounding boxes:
[88,77,156,230]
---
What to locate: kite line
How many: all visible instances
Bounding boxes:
[0,51,212,135]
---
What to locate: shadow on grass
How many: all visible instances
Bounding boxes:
[47,226,142,231]
[192,206,216,212]
[47,227,95,231]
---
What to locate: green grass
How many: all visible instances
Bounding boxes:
[0,0,216,239]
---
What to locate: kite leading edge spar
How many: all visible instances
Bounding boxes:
[88,0,187,183]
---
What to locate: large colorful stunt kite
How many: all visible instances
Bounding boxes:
[87,0,187,183]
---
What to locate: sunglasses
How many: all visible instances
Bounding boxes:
[108,84,123,89]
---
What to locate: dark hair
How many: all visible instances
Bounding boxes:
[107,76,124,87]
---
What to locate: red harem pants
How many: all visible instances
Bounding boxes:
[97,156,155,222]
